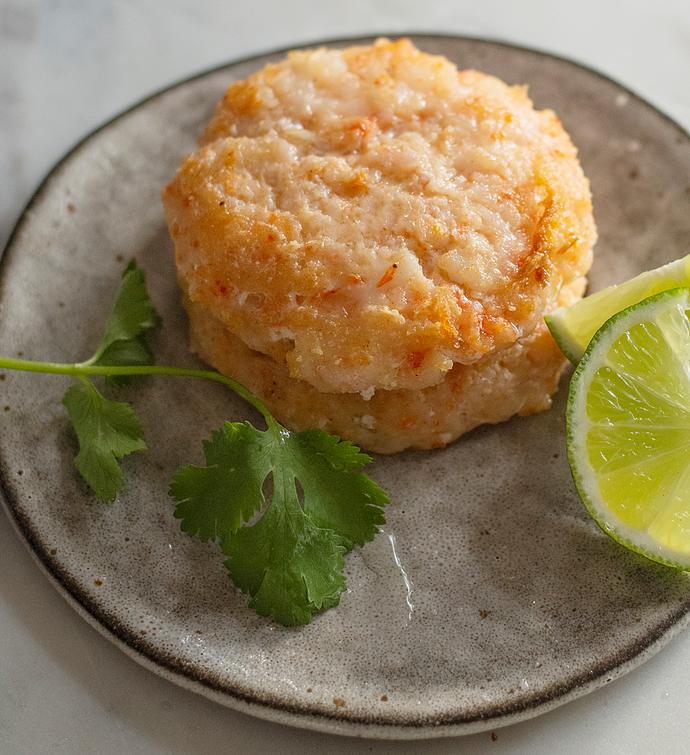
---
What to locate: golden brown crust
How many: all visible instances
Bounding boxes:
[186,297,568,454]
[163,38,596,395]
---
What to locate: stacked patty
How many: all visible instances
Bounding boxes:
[163,38,596,452]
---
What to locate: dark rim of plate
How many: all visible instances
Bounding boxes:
[1,33,689,735]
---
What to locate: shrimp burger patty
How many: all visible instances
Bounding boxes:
[163,38,596,452]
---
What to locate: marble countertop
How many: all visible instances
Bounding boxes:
[1,1,689,752]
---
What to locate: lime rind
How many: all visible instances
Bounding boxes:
[547,252,690,363]
[545,314,582,363]
[566,287,690,571]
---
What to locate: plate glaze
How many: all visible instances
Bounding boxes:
[1,35,689,740]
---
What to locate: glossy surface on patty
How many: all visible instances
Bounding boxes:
[164,38,595,394]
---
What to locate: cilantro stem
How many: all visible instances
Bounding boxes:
[0,356,275,427]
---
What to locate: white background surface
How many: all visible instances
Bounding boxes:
[1,1,689,753]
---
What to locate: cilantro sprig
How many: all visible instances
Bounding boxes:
[171,422,387,624]
[61,261,159,499]
[0,261,389,625]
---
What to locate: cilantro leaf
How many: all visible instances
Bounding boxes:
[283,429,387,545]
[62,381,147,502]
[91,260,159,383]
[96,336,153,370]
[170,421,388,625]
[224,497,347,626]
[170,422,271,540]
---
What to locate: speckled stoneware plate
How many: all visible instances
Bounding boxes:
[2,35,690,740]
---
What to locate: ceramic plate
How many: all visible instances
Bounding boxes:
[1,35,690,740]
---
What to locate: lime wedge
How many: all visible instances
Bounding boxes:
[546,253,690,362]
[567,287,690,569]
